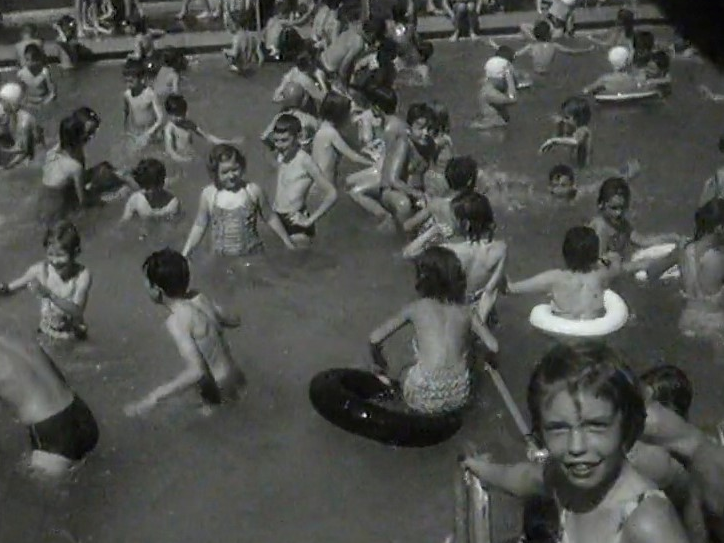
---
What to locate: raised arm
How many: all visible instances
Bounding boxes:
[303,154,338,225]
[507,269,560,295]
[461,456,547,498]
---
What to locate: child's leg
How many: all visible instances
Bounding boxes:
[29,450,73,479]
[381,188,414,224]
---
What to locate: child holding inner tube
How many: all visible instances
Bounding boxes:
[369,246,490,415]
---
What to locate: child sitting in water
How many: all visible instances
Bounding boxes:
[589,177,680,258]
[582,46,643,96]
[223,9,263,73]
[122,59,164,152]
[153,49,184,105]
[369,247,488,414]
[539,96,592,169]
[183,144,295,257]
[16,44,56,108]
[0,221,91,342]
[507,226,622,320]
[586,8,635,51]
[471,56,517,130]
[164,94,243,163]
[548,163,577,200]
[125,249,246,416]
[311,92,374,188]
[262,82,319,151]
[120,158,180,222]
[273,48,325,108]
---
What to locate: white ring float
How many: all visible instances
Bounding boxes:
[595,89,661,103]
[529,289,629,337]
[631,243,679,281]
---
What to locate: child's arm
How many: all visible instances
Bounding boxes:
[260,115,278,149]
[330,130,375,167]
[297,155,338,227]
[461,455,547,498]
[369,305,412,371]
[31,268,91,324]
[554,42,595,55]
[43,69,57,103]
[70,162,86,207]
[481,244,508,295]
[0,264,42,295]
[212,299,241,328]
[382,138,425,200]
[539,127,585,153]
[582,75,606,95]
[182,190,213,257]
[250,184,296,250]
[195,124,245,147]
[119,192,141,223]
[402,224,442,260]
[506,269,559,295]
[641,244,681,281]
[630,230,681,249]
[514,44,533,58]
[585,28,618,47]
[145,92,165,139]
[699,84,724,102]
[402,207,432,233]
[164,124,191,163]
[472,290,499,353]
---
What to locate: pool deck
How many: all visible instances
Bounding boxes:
[0,3,666,67]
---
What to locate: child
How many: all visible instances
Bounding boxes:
[120,158,180,222]
[183,144,294,257]
[223,9,263,73]
[422,101,455,198]
[0,82,43,170]
[586,8,635,50]
[16,44,56,108]
[389,0,433,86]
[369,247,486,414]
[14,24,44,68]
[122,59,164,151]
[539,96,592,169]
[442,0,480,42]
[0,333,98,477]
[471,56,517,130]
[164,94,242,162]
[349,38,398,93]
[507,226,622,320]
[402,155,477,256]
[581,46,641,96]
[462,342,690,543]
[153,49,184,105]
[270,114,337,247]
[632,30,656,72]
[53,15,86,69]
[589,177,679,258]
[0,221,92,342]
[698,136,724,206]
[273,48,325,106]
[311,92,374,188]
[260,0,309,62]
[548,163,577,200]
[125,249,245,417]
[262,83,319,151]
[127,14,165,63]
[641,49,672,94]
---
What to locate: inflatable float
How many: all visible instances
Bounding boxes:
[595,89,661,103]
[529,289,629,337]
[631,243,679,281]
[309,368,462,447]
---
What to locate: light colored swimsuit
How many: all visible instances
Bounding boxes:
[210,186,263,256]
[38,262,85,340]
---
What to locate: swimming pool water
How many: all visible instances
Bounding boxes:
[0,35,722,543]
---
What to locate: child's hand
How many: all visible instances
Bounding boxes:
[124,396,156,417]
[28,279,51,299]
[538,139,555,154]
[0,282,9,296]
[369,342,388,371]
[292,215,315,229]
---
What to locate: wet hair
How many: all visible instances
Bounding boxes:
[20,23,38,37]
[23,43,44,62]
[597,177,631,208]
[319,92,351,126]
[295,46,316,73]
[142,248,190,298]
[414,246,467,304]
[561,96,591,127]
[527,341,646,453]
[206,144,246,187]
[364,85,398,115]
[273,113,302,137]
[640,365,692,419]
[452,191,495,243]
[562,226,600,272]
[693,198,724,241]
[58,114,88,152]
[650,50,670,74]
[445,156,478,192]
[533,20,552,41]
[74,106,101,129]
[429,100,451,135]
[406,102,434,126]
[43,220,81,255]
[133,158,166,191]
[495,45,515,63]
[616,8,635,38]
[123,58,145,79]
[165,93,188,117]
[362,16,387,43]
[548,164,577,200]
[632,30,655,67]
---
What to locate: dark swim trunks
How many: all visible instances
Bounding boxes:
[28,396,99,461]
[278,210,316,238]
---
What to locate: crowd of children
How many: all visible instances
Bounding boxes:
[2,1,724,543]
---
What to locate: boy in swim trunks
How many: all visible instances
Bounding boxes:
[269,114,337,248]
[122,59,164,152]
[125,248,245,416]
[0,330,98,477]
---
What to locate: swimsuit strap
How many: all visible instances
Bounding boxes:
[616,489,667,533]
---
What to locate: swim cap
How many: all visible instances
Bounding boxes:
[484,56,510,79]
[607,46,630,70]
[0,83,23,107]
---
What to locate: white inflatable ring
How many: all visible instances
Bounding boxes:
[529,289,629,337]
[595,90,660,103]
[632,243,679,281]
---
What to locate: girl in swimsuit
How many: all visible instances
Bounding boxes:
[182,145,295,258]
[120,158,180,223]
[463,342,690,543]
[16,44,56,109]
[1,221,91,342]
[540,97,593,169]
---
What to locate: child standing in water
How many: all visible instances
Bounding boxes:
[16,44,56,108]
[122,60,164,153]
[183,145,295,257]
[270,114,338,247]
[311,92,374,188]
[1,221,92,342]
[472,56,518,130]
[507,226,622,320]
[582,46,641,97]
[120,158,180,222]
[125,249,245,416]
[369,247,485,414]
[153,50,183,105]
[539,96,592,169]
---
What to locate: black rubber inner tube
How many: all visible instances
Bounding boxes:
[309,368,463,447]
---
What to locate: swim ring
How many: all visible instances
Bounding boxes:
[309,368,462,447]
[595,89,661,103]
[631,243,679,281]
[529,289,629,337]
